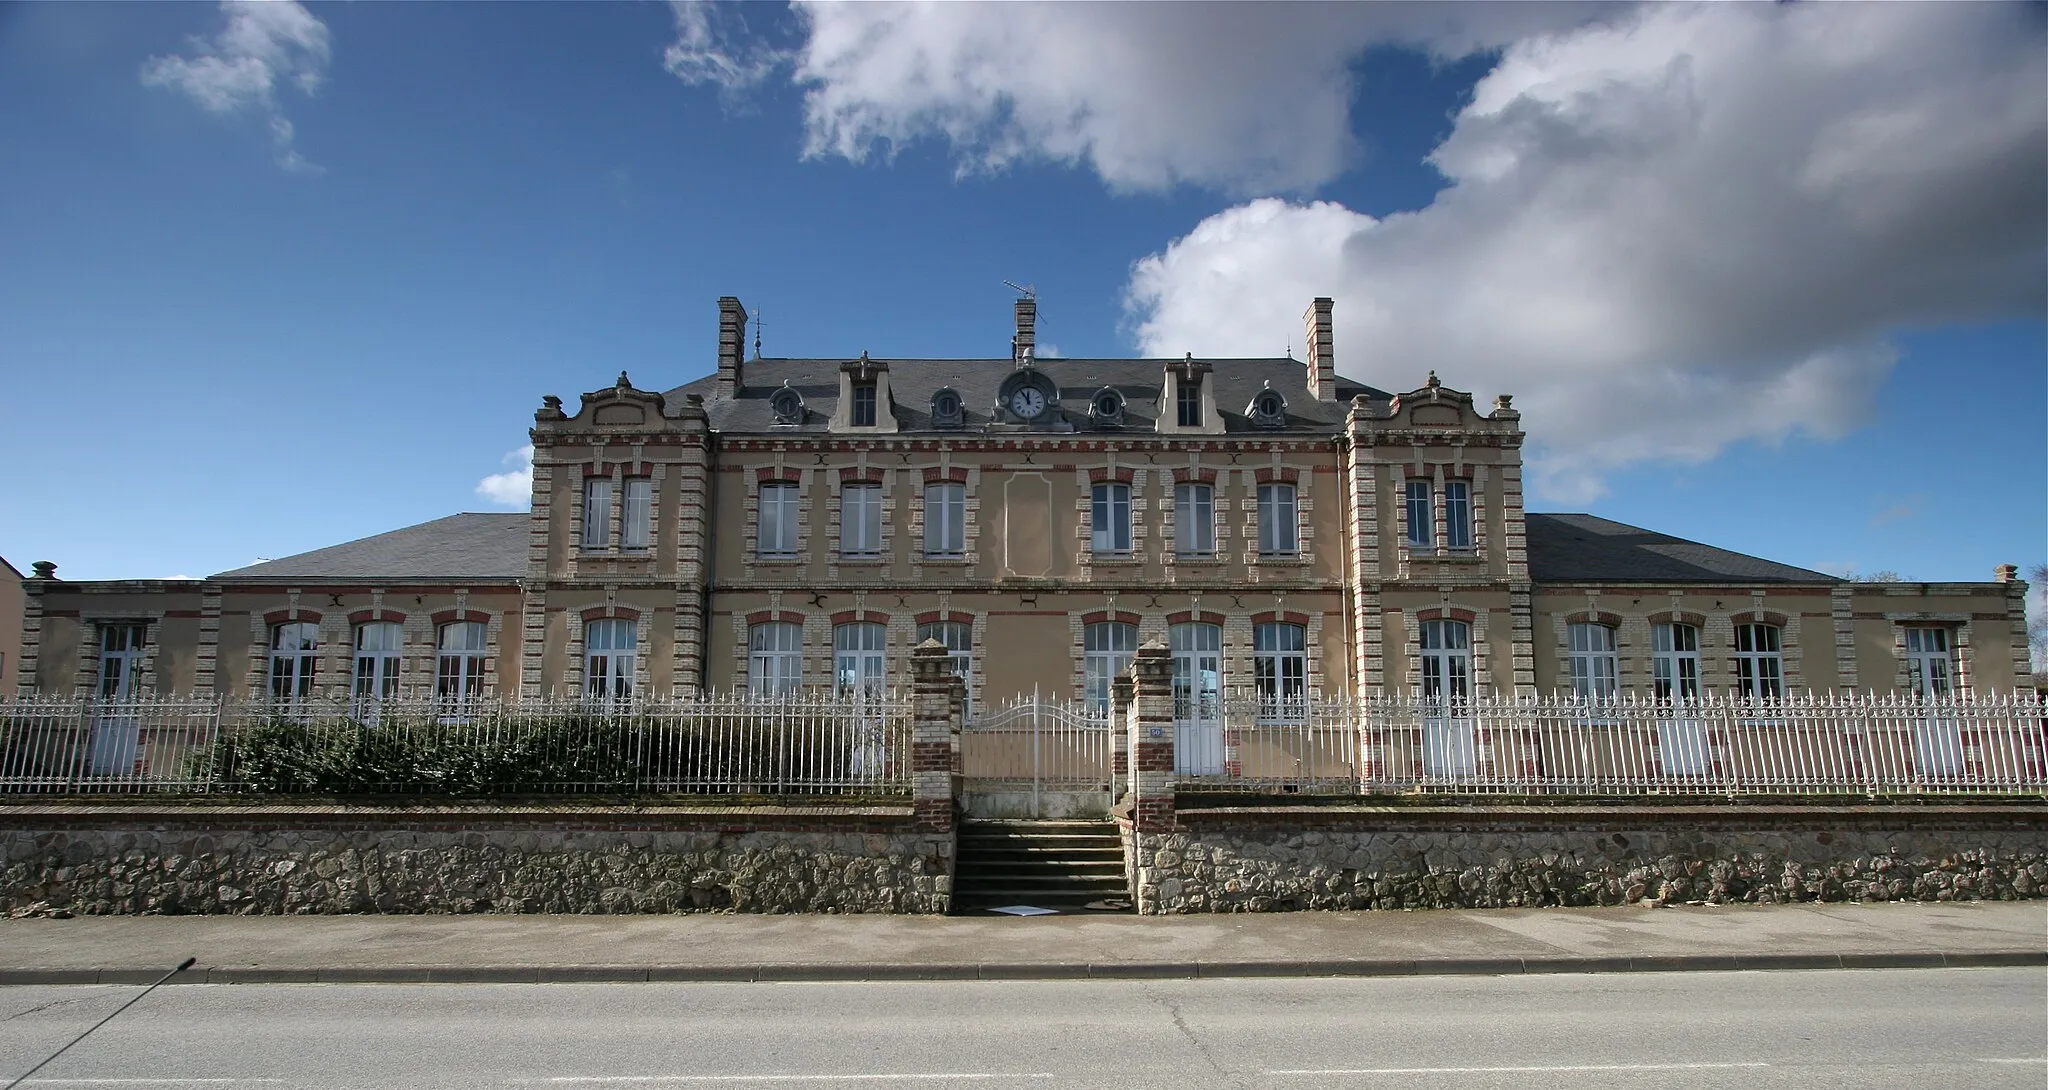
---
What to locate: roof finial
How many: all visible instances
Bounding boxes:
[754,306,762,358]
[1425,370,1440,388]
[617,370,631,388]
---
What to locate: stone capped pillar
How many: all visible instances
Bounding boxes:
[909,639,964,833]
[1127,640,1175,832]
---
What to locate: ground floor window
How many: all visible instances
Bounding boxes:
[1903,627,1954,698]
[1083,622,1137,713]
[270,622,320,702]
[584,619,636,702]
[834,622,886,694]
[1567,623,1617,700]
[437,622,489,701]
[748,621,803,697]
[1252,622,1306,716]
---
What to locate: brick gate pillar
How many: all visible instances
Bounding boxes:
[1110,674,1134,798]
[1128,640,1175,832]
[910,639,964,833]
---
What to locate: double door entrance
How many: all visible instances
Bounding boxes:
[1171,624,1223,775]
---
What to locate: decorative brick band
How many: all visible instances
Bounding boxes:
[347,609,406,626]
[1744,611,1790,628]
[754,467,798,483]
[1089,467,1136,484]
[431,609,493,627]
[1565,610,1624,628]
[838,467,881,483]
[830,610,889,626]
[1166,610,1226,627]
[923,467,969,483]
[1254,467,1300,484]
[913,610,974,626]
[1173,468,1219,484]
[583,461,654,477]
[1250,610,1311,627]
[1648,611,1708,628]
[580,606,642,622]
[1081,610,1142,626]
[1416,607,1478,624]
[746,610,807,626]
[262,609,321,626]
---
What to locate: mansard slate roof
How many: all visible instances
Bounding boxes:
[1525,514,1839,584]
[665,357,1387,434]
[210,513,527,583]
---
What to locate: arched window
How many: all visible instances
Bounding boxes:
[1253,622,1306,717]
[916,620,973,715]
[834,622,886,694]
[1418,619,1470,702]
[353,622,404,701]
[436,622,489,702]
[748,622,803,697]
[1083,622,1138,712]
[584,619,636,702]
[270,622,320,702]
[1567,623,1617,699]
[1733,623,1783,698]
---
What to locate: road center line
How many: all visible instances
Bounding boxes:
[1975,1058,2048,1064]
[1271,1062,1771,1075]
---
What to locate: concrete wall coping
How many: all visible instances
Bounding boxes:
[0,801,916,823]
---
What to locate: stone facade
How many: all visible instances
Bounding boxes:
[1127,805,2048,914]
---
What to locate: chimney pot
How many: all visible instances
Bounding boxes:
[31,561,57,580]
[1013,296,1036,366]
[1302,297,1336,401]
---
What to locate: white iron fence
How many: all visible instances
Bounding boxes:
[0,692,912,797]
[960,690,1117,814]
[1176,692,2048,795]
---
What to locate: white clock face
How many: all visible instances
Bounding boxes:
[1009,387,1047,418]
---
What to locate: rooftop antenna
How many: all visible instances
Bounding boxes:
[1002,280,1035,299]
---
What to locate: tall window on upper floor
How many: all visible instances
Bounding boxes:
[353,622,404,701]
[582,477,613,549]
[1091,482,1132,556]
[834,622,886,694]
[1904,627,1955,699]
[1652,623,1700,701]
[270,622,320,702]
[97,623,146,701]
[1258,482,1298,556]
[748,622,803,697]
[1404,479,1433,549]
[1567,623,1618,700]
[841,483,883,559]
[1174,482,1214,558]
[584,619,636,702]
[1734,623,1783,698]
[924,482,965,559]
[1418,619,1471,702]
[850,382,878,427]
[436,622,488,702]
[1443,480,1472,550]
[1176,380,1201,427]
[1083,622,1138,713]
[1253,623,1307,715]
[916,620,974,716]
[758,482,800,559]
[621,477,653,551]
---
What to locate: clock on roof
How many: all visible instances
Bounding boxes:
[1007,386,1047,420]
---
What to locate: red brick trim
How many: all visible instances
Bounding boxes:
[755,467,799,483]
[923,467,969,484]
[1254,467,1301,484]
[838,467,882,484]
[1648,611,1707,628]
[347,609,406,626]
[746,610,807,626]
[1173,467,1219,485]
[1415,607,1477,624]
[1564,610,1624,628]
[1089,467,1136,484]
[1740,611,1790,629]
[263,609,322,626]
[914,610,974,626]
[1081,610,1141,626]
[431,609,492,627]
[582,461,654,478]
[830,610,889,626]
[1166,610,1226,627]
[580,606,641,622]
[1250,610,1310,627]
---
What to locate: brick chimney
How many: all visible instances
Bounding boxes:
[716,296,748,399]
[1303,297,1335,400]
[1013,295,1036,366]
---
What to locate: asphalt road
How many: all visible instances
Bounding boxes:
[0,969,2040,1089]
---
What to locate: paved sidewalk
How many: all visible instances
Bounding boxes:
[1,900,2041,984]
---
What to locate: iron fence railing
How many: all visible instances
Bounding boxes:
[0,691,913,797]
[1174,691,2048,796]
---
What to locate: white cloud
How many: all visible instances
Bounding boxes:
[665,1,1614,192]
[1126,3,2045,502]
[476,445,535,510]
[141,0,331,172]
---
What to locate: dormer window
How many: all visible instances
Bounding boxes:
[1177,381,1201,427]
[851,382,878,427]
[1090,387,1125,427]
[770,385,805,425]
[930,388,963,428]
[1249,386,1287,428]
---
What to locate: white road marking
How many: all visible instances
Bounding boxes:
[515,1077,1056,1085]
[1271,1062,1771,1075]
[1976,1057,2048,1064]
[20,1082,285,1086]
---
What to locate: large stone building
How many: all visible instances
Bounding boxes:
[18,297,2034,738]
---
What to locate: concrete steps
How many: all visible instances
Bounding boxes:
[950,819,1132,915]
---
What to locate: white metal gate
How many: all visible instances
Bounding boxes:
[960,690,1116,818]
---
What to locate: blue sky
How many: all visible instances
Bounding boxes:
[1,2,2042,607]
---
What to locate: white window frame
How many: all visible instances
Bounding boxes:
[758,482,800,559]
[748,621,804,697]
[1174,481,1215,558]
[1258,482,1298,556]
[834,622,887,694]
[1443,480,1472,550]
[1567,623,1618,700]
[1733,623,1783,699]
[1252,622,1307,719]
[270,622,320,703]
[1651,622,1701,701]
[96,623,147,701]
[1091,482,1132,556]
[1083,622,1138,713]
[621,477,653,551]
[916,621,974,716]
[436,621,489,702]
[1176,382,1201,427]
[840,483,884,559]
[1404,479,1434,549]
[584,619,636,702]
[582,476,614,550]
[1903,626,1954,699]
[352,622,405,702]
[1418,619,1471,702]
[923,482,965,559]
[850,382,878,427]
